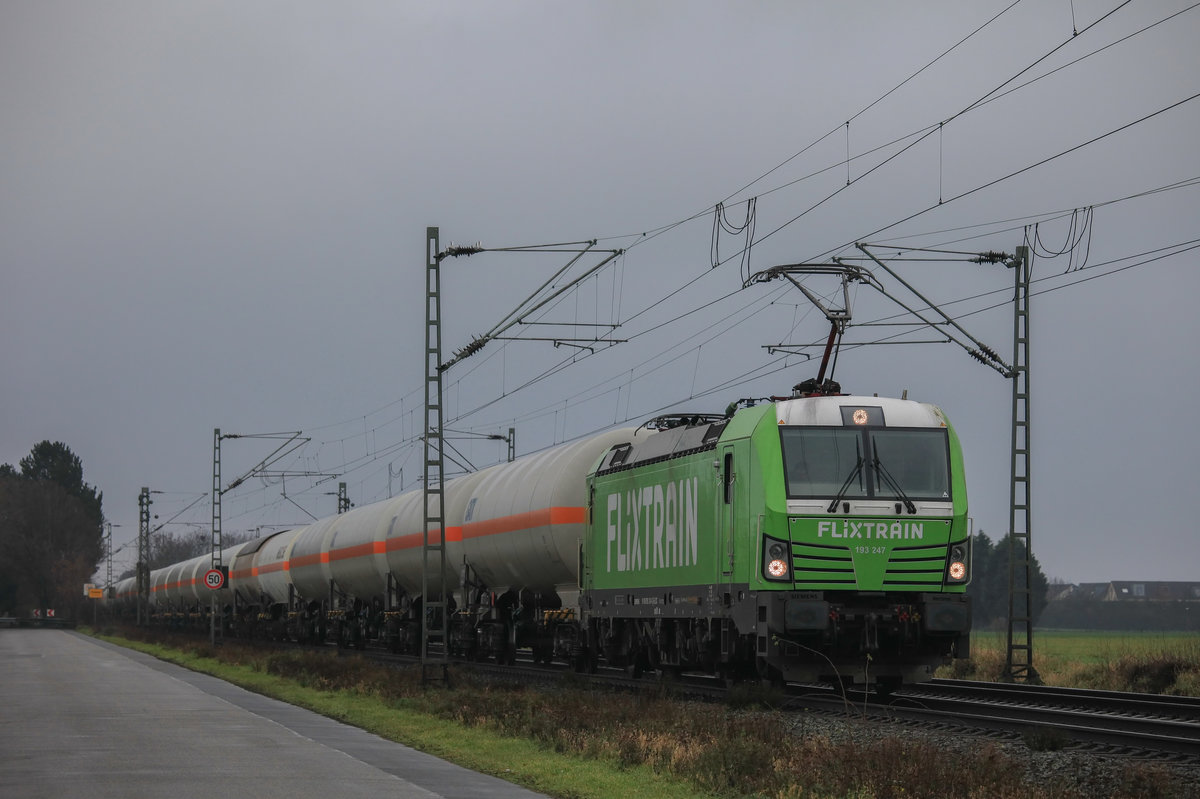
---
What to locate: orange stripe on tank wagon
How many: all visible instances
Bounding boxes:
[289,552,323,569]
[383,527,463,553]
[291,538,392,568]
[461,506,584,539]
[283,506,587,567]
[327,541,380,562]
[381,506,584,551]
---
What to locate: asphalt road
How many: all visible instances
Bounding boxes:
[0,629,550,799]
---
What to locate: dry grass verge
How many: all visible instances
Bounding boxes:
[96,628,1193,799]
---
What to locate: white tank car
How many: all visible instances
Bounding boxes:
[229,531,289,605]
[141,543,253,608]
[246,527,305,605]
[109,540,252,611]
[276,428,649,606]
[284,514,345,602]
[155,561,186,606]
[376,468,491,599]
[111,575,135,607]
[161,557,203,606]
[456,429,649,598]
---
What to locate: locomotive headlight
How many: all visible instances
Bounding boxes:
[763,536,791,582]
[946,542,969,583]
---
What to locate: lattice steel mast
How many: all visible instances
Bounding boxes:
[422,226,449,683]
[137,487,150,625]
[1005,245,1039,682]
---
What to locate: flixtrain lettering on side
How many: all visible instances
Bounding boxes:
[605,477,699,573]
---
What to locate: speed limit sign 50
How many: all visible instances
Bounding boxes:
[204,568,226,590]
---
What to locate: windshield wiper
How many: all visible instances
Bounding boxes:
[826,456,863,513]
[873,454,917,514]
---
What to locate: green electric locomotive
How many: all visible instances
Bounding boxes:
[580,392,971,690]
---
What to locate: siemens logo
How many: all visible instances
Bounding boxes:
[605,477,699,573]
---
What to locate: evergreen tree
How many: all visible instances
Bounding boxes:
[18,441,103,528]
[966,529,1049,628]
[0,442,105,617]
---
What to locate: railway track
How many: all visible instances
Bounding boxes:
[798,678,1200,763]
[454,656,1200,763]
[414,647,1200,764]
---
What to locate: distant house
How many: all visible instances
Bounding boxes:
[1040,581,1200,630]
[1050,581,1200,602]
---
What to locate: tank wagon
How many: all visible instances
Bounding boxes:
[113,392,971,689]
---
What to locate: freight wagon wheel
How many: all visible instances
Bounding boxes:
[657,665,683,682]
[874,676,901,698]
[826,675,852,698]
[625,651,650,679]
[572,650,597,674]
[756,657,785,689]
[718,661,753,688]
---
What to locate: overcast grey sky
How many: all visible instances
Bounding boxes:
[3,2,1198,584]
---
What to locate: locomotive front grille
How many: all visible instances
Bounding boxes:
[790,541,856,586]
[883,542,949,589]
[789,541,947,589]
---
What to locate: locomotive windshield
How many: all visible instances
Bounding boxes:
[781,427,951,501]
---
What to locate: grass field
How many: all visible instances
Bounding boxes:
[942,628,1200,694]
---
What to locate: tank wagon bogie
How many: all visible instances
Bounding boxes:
[110,392,971,690]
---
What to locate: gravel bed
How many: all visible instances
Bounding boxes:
[785,710,1200,798]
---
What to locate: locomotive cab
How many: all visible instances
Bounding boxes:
[755,395,972,687]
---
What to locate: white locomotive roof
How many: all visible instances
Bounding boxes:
[775,394,948,428]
